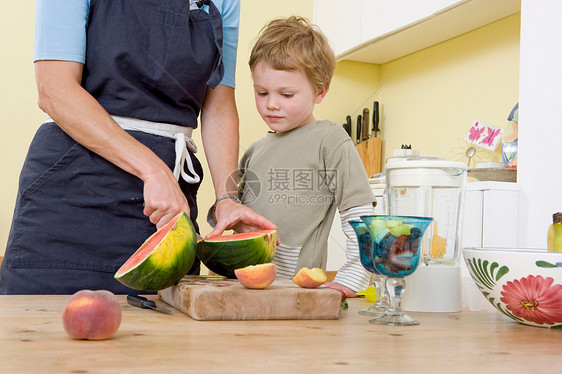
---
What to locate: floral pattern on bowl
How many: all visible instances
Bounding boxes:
[463,248,562,328]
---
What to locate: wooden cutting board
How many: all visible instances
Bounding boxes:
[158,276,342,321]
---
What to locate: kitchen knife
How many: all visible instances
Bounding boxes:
[127,294,172,314]
[362,108,370,141]
[345,115,352,137]
[372,101,380,137]
[356,114,362,144]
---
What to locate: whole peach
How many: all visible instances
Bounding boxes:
[62,290,122,340]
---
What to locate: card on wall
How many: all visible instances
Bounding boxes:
[465,121,503,151]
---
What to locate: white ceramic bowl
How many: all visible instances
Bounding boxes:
[463,247,562,328]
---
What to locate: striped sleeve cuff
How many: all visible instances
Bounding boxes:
[332,204,375,291]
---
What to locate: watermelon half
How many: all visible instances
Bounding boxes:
[114,212,197,291]
[197,230,277,278]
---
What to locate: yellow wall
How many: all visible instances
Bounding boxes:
[0,2,519,255]
[376,13,520,164]
[0,1,45,256]
[317,60,382,140]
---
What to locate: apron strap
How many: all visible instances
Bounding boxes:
[197,0,224,88]
[43,114,201,184]
[112,116,201,184]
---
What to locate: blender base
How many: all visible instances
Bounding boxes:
[402,265,462,313]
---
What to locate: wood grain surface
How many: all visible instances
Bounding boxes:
[158,276,342,320]
[355,137,382,177]
[2,295,562,374]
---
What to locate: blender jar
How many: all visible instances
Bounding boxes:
[385,157,467,267]
[385,157,468,313]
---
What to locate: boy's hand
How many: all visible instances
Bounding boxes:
[207,199,279,243]
[323,282,357,298]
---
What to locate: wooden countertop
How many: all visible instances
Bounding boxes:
[1,295,561,373]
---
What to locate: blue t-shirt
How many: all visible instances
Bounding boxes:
[34,0,240,88]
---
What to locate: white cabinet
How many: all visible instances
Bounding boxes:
[313,0,362,57]
[314,0,521,63]
[461,181,519,249]
[359,0,459,46]
[517,0,562,248]
[460,181,519,301]
[327,211,348,271]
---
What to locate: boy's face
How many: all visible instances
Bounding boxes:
[252,61,326,133]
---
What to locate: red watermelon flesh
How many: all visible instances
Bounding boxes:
[117,217,179,273]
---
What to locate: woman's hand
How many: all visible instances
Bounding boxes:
[323,282,357,298]
[142,167,190,229]
[207,199,278,239]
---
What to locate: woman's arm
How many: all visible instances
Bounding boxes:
[35,60,189,228]
[200,84,277,236]
[200,84,239,200]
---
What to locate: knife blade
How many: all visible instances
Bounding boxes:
[372,101,380,138]
[356,114,362,144]
[127,294,172,314]
[362,108,370,141]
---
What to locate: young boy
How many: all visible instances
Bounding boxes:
[240,16,375,297]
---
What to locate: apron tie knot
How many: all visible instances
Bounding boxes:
[173,131,200,183]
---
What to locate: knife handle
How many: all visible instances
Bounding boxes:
[344,115,352,137]
[362,108,370,141]
[356,115,362,144]
[127,294,156,309]
[372,101,380,135]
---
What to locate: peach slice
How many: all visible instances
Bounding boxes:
[234,263,277,289]
[292,267,327,288]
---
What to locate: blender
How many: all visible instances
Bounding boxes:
[384,157,467,312]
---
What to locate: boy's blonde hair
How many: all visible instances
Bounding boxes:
[249,16,336,94]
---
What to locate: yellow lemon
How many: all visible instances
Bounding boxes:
[364,285,378,302]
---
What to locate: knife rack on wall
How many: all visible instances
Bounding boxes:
[355,137,382,177]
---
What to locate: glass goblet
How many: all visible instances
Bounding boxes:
[360,215,433,326]
[349,220,388,316]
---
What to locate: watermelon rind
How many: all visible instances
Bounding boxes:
[114,212,197,291]
[197,230,277,278]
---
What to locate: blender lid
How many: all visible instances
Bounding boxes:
[384,157,468,171]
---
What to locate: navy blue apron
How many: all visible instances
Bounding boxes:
[0,0,224,294]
